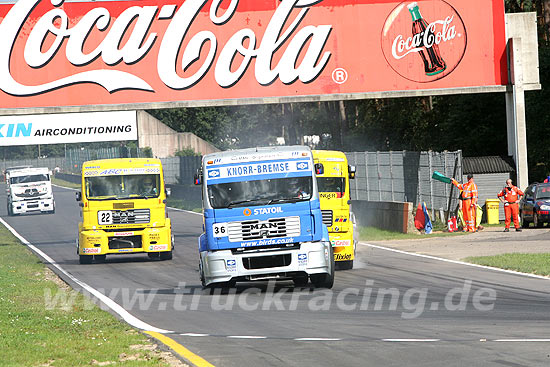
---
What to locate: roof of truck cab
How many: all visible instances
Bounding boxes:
[311,150,348,161]
[82,158,162,169]
[203,145,312,161]
[8,167,50,177]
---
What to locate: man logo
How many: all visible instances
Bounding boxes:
[298,253,307,260]
[208,169,220,178]
[243,208,252,216]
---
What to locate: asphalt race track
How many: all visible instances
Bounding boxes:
[3,184,550,367]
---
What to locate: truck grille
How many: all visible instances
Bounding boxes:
[227,216,300,242]
[112,209,150,224]
[321,210,333,226]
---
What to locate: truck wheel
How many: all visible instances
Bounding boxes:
[336,260,353,270]
[7,202,12,216]
[79,255,93,264]
[94,254,106,262]
[160,251,173,260]
[148,252,160,260]
[292,274,309,287]
[311,245,335,289]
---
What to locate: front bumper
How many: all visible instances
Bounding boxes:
[78,224,172,255]
[11,198,54,214]
[329,232,355,261]
[200,241,332,286]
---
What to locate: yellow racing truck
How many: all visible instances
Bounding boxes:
[76,158,173,264]
[312,150,357,270]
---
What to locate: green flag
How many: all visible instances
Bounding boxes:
[432,171,451,184]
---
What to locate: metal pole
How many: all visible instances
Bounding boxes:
[445,155,459,224]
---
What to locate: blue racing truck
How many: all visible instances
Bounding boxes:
[194,146,334,288]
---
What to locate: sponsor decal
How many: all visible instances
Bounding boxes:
[298,253,308,266]
[243,208,252,216]
[253,207,283,215]
[240,237,294,247]
[331,239,351,247]
[208,169,220,178]
[114,232,134,236]
[149,244,168,251]
[226,259,237,272]
[319,192,340,199]
[296,162,309,170]
[118,249,132,252]
[335,253,352,261]
[381,1,467,83]
[82,248,101,254]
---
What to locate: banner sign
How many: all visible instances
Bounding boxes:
[0,111,137,145]
[0,0,507,111]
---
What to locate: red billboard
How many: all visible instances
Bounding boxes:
[0,0,507,111]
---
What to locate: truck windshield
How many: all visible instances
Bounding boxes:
[10,174,49,184]
[85,174,160,200]
[208,176,313,209]
[317,177,345,194]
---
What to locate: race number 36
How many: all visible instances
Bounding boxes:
[212,223,227,237]
[98,211,113,225]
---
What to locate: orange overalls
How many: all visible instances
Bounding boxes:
[452,179,478,232]
[497,185,524,229]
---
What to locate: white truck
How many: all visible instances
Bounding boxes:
[6,167,55,216]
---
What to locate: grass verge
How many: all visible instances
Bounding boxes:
[464,253,550,277]
[0,224,180,367]
[357,225,467,241]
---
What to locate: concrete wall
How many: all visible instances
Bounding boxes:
[352,200,414,234]
[137,111,219,157]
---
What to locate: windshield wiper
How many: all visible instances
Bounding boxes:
[226,198,269,208]
[267,198,302,204]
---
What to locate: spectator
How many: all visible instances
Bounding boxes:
[451,174,478,232]
[497,179,524,232]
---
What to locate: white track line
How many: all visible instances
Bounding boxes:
[493,339,550,342]
[0,217,172,334]
[383,339,440,342]
[180,333,210,337]
[227,336,267,339]
[294,338,342,341]
[361,243,550,281]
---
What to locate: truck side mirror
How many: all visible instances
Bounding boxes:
[75,191,82,201]
[349,165,356,179]
[315,163,324,175]
[165,187,172,197]
[194,169,202,185]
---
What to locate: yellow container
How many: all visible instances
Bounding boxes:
[485,199,500,224]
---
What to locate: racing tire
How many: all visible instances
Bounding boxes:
[79,255,93,264]
[292,274,309,287]
[7,202,12,216]
[336,260,353,270]
[148,252,161,260]
[94,254,106,262]
[311,245,335,289]
[534,212,542,228]
[160,251,173,260]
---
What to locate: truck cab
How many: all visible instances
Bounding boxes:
[76,158,173,264]
[6,167,55,216]
[312,150,357,269]
[195,146,334,288]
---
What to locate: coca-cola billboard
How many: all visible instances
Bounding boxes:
[0,0,506,112]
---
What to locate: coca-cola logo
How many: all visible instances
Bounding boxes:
[0,0,332,96]
[381,0,466,83]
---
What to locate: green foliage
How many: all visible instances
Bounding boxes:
[174,147,200,157]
